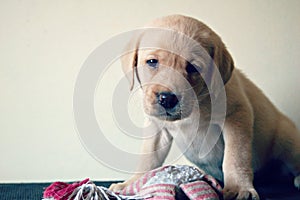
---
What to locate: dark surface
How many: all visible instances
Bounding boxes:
[0,179,299,200]
[0,181,114,200]
[255,179,300,200]
[253,160,300,200]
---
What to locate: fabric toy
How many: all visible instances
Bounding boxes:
[43,165,222,200]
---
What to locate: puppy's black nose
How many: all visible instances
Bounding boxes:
[157,92,179,110]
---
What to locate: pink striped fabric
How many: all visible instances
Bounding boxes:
[119,165,222,200]
[43,165,222,200]
[180,181,219,200]
[139,183,176,200]
[121,168,160,196]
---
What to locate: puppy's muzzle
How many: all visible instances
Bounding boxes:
[157,92,179,111]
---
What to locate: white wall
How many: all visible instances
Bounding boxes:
[1,0,299,182]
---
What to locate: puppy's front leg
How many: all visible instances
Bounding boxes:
[109,126,173,192]
[222,110,259,200]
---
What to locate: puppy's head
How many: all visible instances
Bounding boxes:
[121,15,234,121]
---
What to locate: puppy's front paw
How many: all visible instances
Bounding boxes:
[223,185,260,200]
[109,182,128,193]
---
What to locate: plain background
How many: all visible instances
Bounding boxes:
[1,0,300,183]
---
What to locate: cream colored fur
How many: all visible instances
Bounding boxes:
[109,15,300,200]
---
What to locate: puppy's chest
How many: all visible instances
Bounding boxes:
[166,122,225,181]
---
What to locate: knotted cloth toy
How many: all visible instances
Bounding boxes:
[43,165,222,200]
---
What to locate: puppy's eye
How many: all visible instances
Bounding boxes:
[186,62,201,74]
[146,59,159,68]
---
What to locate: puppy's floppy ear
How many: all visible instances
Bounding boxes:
[210,41,234,84]
[121,43,138,91]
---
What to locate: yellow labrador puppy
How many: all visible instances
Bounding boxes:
[110,15,300,199]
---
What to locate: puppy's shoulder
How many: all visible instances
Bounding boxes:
[225,68,248,97]
[225,68,260,96]
[224,68,257,115]
[225,68,279,117]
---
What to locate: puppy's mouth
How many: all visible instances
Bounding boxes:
[148,106,182,121]
[144,92,184,121]
[161,107,182,121]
